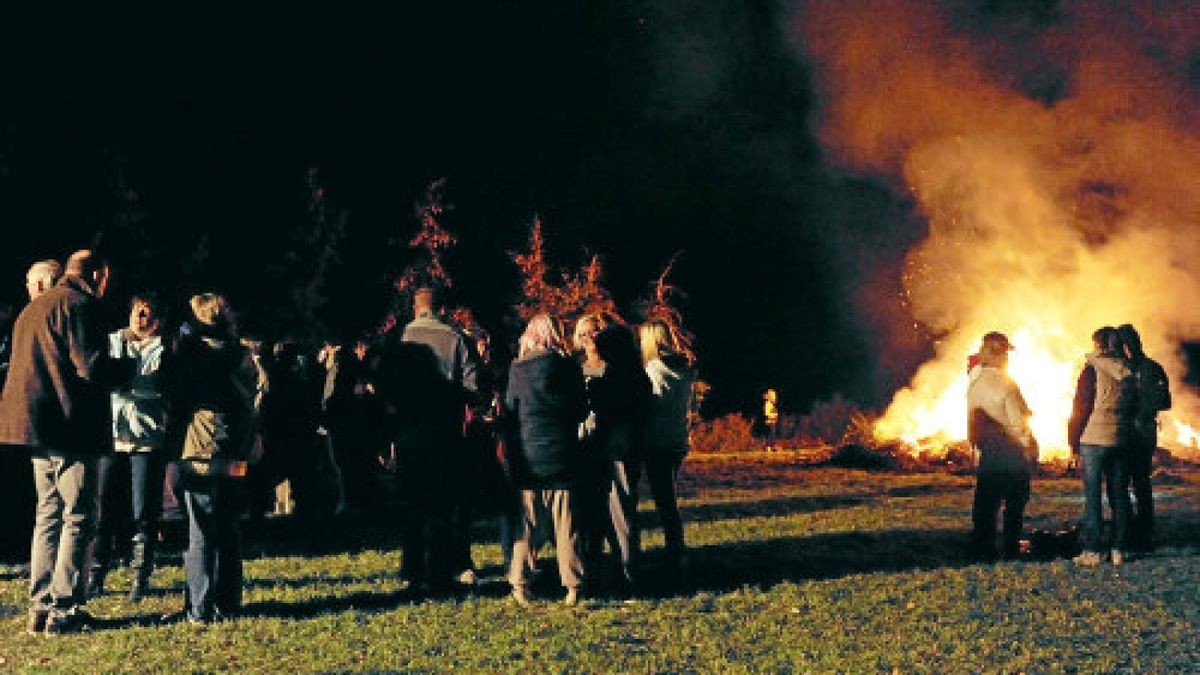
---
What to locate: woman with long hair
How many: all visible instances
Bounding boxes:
[639,321,697,574]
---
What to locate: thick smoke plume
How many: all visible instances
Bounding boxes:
[794,0,1200,453]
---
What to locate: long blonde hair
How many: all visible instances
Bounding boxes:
[640,320,691,365]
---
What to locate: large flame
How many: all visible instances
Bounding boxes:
[796,0,1200,460]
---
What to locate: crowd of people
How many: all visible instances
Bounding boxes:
[0,249,698,634]
[965,328,1171,565]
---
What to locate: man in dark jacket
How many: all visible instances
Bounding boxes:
[0,250,116,635]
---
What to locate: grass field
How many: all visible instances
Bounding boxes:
[1,452,1198,672]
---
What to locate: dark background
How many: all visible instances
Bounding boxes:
[0,1,944,418]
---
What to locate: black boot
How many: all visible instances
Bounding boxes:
[87,567,107,598]
[128,534,152,603]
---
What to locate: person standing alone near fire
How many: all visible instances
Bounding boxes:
[966,332,1037,562]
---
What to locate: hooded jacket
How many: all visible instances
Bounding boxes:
[1072,353,1134,448]
[967,364,1036,471]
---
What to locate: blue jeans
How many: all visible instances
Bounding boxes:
[1079,443,1130,553]
[94,453,165,577]
[29,451,98,615]
[183,478,243,621]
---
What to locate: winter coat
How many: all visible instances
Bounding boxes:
[967,365,1036,472]
[504,350,587,488]
[109,330,167,452]
[642,354,695,455]
[401,312,479,399]
[0,276,125,454]
[167,334,259,464]
[588,361,652,462]
[1072,353,1134,449]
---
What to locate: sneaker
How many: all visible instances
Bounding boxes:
[24,611,48,635]
[1072,551,1103,567]
[510,586,533,607]
[563,588,580,606]
[43,609,93,637]
[1111,550,1125,566]
[456,568,479,587]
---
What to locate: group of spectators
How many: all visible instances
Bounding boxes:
[965,327,1171,565]
[0,249,698,635]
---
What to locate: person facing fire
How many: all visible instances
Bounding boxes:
[966,331,1037,562]
[1067,326,1135,567]
[1116,324,1170,553]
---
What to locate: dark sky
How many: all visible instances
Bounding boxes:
[0,1,930,417]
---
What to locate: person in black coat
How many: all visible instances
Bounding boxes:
[504,314,588,605]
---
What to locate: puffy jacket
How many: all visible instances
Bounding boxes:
[505,351,587,488]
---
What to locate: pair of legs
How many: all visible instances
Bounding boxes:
[397,443,463,588]
[970,467,1030,560]
[182,476,244,622]
[29,451,98,625]
[1124,435,1155,551]
[508,489,583,597]
[607,455,689,583]
[1079,443,1131,554]
[92,452,164,596]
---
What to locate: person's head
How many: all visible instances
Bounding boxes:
[63,250,111,298]
[188,293,236,339]
[639,320,685,365]
[572,314,603,356]
[518,313,565,358]
[1092,326,1120,357]
[978,331,1014,368]
[594,324,640,370]
[25,259,62,301]
[1116,323,1143,360]
[764,388,777,403]
[128,292,162,339]
[412,287,440,317]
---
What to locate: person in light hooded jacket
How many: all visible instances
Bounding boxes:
[1068,326,1135,566]
[966,332,1037,561]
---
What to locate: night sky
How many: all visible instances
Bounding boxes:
[0,1,934,417]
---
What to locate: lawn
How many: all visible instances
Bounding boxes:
[1,452,1198,673]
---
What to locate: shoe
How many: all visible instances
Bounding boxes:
[1111,550,1125,566]
[510,586,533,607]
[43,609,93,636]
[159,609,211,627]
[456,569,478,587]
[24,611,48,635]
[87,573,106,598]
[1072,551,1103,567]
[563,588,580,606]
[129,577,149,604]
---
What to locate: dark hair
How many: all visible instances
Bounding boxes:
[594,324,641,370]
[1116,323,1143,359]
[1092,326,1120,357]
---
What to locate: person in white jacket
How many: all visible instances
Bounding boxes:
[638,321,697,575]
[89,293,167,602]
[966,332,1037,561]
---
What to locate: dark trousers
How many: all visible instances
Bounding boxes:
[1124,435,1155,549]
[398,445,456,585]
[94,453,164,579]
[970,467,1030,559]
[183,478,243,621]
[641,454,686,564]
[1080,443,1130,553]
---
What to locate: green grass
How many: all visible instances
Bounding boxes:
[2,453,1199,672]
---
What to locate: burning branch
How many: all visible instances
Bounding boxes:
[641,251,695,363]
[381,178,458,333]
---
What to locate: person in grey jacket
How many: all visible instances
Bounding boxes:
[1068,326,1135,566]
[90,293,168,602]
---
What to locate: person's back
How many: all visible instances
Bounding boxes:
[643,353,696,453]
[505,350,587,487]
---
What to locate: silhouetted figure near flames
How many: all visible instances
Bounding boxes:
[966,332,1037,562]
[1068,327,1135,567]
[1117,324,1169,553]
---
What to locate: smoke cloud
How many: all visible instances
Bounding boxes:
[792,0,1200,450]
